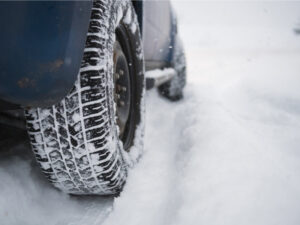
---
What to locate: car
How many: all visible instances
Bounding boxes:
[0,0,186,195]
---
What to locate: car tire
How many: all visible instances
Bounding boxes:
[159,37,186,101]
[24,0,145,195]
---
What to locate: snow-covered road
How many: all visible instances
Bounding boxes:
[1,1,300,225]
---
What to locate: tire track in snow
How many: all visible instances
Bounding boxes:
[102,90,193,225]
[102,83,224,225]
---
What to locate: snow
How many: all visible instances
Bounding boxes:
[1,1,300,225]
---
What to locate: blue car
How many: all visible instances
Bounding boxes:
[0,0,186,195]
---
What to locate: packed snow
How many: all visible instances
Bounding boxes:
[1,1,300,225]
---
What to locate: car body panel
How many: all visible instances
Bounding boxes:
[143,0,173,68]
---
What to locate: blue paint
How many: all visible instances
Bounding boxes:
[0,1,92,107]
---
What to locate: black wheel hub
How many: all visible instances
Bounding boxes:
[113,22,139,152]
[113,40,131,140]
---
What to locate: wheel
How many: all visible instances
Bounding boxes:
[24,0,145,195]
[159,37,186,101]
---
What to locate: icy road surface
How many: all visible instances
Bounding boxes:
[1,1,300,225]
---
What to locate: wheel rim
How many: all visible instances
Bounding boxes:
[113,24,137,151]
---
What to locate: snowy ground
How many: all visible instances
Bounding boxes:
[1,1,300,225]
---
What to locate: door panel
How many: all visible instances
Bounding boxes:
[143,0,173,68]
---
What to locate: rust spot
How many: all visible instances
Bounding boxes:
[51,59,64,71]
[17,59,64,89]
[38,59,64,74]
[17,77,36,89]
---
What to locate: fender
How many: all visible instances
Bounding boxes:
[0,1,92,109]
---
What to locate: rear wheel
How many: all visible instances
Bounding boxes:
[159,38,186,101]
[25,0,145,195]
